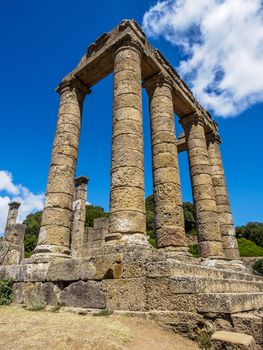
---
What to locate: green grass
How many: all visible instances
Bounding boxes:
[237,238,263,257]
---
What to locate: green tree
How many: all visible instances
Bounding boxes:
[183,202,197,235]
[236,222,263,247]
[23,211,42,258]
[85,205,108,227]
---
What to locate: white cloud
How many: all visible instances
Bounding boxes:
[0,170,44,235]
[0,170,19,195]
[143,0,263,117]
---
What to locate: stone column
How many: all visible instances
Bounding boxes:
[144,73,187,253]
[71,176,89,258]
[34,79,89,259]
[181,113,224,258]
[207,133,240,259]
[108,40,147,244]
[5,201,21,231]
[1,201,25,265]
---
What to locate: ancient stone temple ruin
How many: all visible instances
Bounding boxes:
[1,20,263,349]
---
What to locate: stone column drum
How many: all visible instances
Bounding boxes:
[34,79,89,258]
[108,40,147,244]
[71,176,89,258]
[181,114,224,258]
[144,74,187,252]
[207,134,240,259]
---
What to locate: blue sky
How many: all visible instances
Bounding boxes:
[0,0,262,233]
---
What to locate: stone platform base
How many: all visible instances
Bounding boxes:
[1,245,263,347]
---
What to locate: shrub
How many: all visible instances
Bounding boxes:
[197,331,212,349]
[0,279,13,305]
[26,294,45,311]
[189,244,200,258]
[252,258,263,276]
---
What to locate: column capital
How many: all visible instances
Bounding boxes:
[180,111,205,130]
[206,132,222,145]
[74,176,89,187]
[8,201,21,210]
[143,72,173,94]
[56,78,91,96]
[114,36,144,57]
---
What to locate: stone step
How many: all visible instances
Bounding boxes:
[176,293,263,313]
[146,260,263,282]
[169,276,263,294]
[146,279,263,313]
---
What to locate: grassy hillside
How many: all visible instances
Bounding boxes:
[237,238,263,257]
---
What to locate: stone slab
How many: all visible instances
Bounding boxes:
[211,331,257,350]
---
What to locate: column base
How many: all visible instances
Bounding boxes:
[159,246,195,262]
[25,253,71,264]
[31,244,71,263]
[105,233,149,246]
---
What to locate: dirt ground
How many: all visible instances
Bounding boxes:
[0,306,200,350]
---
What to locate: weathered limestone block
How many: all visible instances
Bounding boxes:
[214,318,233,332]
[47,258,96,281]
[93,252,124,280]
[20,263,50,282]
[12,282,59,305]
[60,281,106,308]
[181,113,224,258]
[207,133,240,260]
[231,313,263,346]
[211,331,257,350]
[34,79,89,259]
[71,176,89,258]
[108,40,146,243]
[144,73,186,250]
[102,278,146,311]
